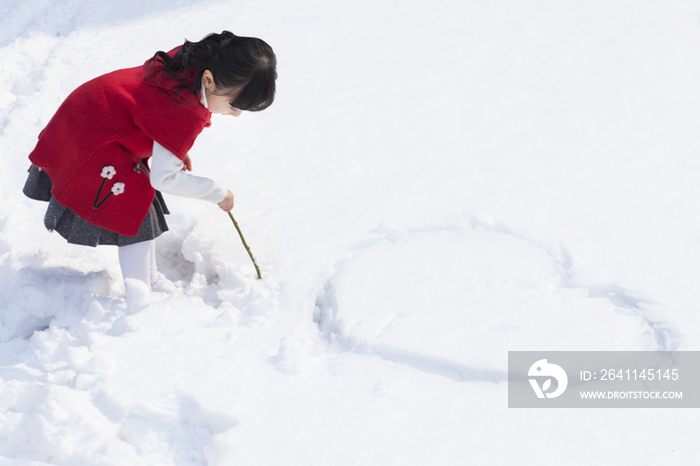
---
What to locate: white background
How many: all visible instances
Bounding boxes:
[0,0,699,464]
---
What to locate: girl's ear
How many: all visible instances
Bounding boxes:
[202,70,215,90]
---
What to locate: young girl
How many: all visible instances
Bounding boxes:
[23,31,276,292]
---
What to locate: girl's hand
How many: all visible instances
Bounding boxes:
[218,189,234,212]
[182,153,192,171]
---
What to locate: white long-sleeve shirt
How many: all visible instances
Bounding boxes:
[148,84,228,203]
[149,142,228,203]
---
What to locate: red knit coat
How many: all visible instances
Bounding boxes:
[29,48,212,236]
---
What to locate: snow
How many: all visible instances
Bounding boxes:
[1,0,700,464]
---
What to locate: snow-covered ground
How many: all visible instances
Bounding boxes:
[1,0,700,464]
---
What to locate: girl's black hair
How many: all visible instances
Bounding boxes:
[146,31,277,111]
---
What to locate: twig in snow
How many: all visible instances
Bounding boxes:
[228,211,262,280]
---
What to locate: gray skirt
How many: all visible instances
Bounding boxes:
[23,164,169,247]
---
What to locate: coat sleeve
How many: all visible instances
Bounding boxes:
[135,107,210,160]
[131,78,211,161]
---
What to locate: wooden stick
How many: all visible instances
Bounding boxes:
[228,211,262,280]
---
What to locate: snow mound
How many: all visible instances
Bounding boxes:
[0,245,113,342]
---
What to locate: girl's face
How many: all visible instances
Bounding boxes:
[202,70,242,116]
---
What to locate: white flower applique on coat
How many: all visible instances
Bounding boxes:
[101,166,116,179]
[111,183,125,196]
[93,166,125,209]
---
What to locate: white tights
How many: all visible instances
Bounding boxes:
[118,239,157,292]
